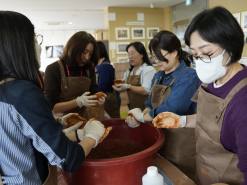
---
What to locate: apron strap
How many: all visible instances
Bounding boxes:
[222,77,247,110]
[57,60,68,89]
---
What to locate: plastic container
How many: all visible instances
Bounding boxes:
[142,166,165,185]
[71,118,164,185]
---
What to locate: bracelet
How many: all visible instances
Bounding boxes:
[75,130,80,142]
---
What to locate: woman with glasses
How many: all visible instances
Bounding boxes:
[125,30,200,180]
[113,41,156,110]
[155,7,247,185]
[44,31,106,120]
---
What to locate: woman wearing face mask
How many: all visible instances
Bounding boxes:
[44,31,105,120]
[112,41,156,110]
[126,30,200,180]
[156,7,247,185]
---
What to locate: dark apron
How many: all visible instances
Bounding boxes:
[104,91,120,118]
[58,61,104,120]
[42,166,57,185]
[127,74,148,110]
[195,79,247,185]
[151,77,196,180]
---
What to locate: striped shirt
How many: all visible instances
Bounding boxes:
[0,80,85,185]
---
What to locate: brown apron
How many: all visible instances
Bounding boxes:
[151,78,196,181]
[127,74,148,110]
[42,166,57,185]
[58,61,104,120]
[104,91,120,118]
[195,79,247,185]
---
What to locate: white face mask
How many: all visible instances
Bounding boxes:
[194,50,229,84]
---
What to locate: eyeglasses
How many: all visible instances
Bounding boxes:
[191,47,224,64]
[151,52,169,63]
[192,54,212,63]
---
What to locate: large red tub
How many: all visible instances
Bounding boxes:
[71,118,164,185]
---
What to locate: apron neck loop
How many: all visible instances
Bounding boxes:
[66,64,70,77]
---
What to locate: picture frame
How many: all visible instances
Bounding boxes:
[116,42,129,54]
[131,27,145,39]
[117,56,129,63]
[45,45,64,58]
[147,27,160,39]
[115,27,130,40]
[241,11,247,32]
[233,12,241,25]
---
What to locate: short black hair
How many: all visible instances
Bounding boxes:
[0,11,41,86]
[126,41,151,66]
[96,41,110,63]
[149,30,192,66]
[184,6,244,64]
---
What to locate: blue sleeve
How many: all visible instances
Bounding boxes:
[97,64,115,92]
[15,82,85,172]
[149,71,200,117]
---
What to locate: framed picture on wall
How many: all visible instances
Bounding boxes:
[45,46,53,58]
[115,27,130,40]
[116,42,129,54]
[147,27,160,39]
[233,12,241,25]
[241,11,247,32]
[131,27,145,39]
[45,45,64,58]
[53,45,64,58]
[117,56,129,63]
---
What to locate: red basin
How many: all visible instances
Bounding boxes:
[71,118,164,185]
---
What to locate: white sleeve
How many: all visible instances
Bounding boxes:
[140,66,156,94]
[123,70,129,82]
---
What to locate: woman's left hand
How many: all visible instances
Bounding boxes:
[128,108,144,123]
[125,115,141,128]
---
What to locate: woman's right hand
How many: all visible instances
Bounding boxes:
[76,92,98,107]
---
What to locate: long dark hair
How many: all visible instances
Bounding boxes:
[96,41,110,63]
[126,42,152,71]
[60,31,98,67]
[149,30,192,66]
[0,11,41,87]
